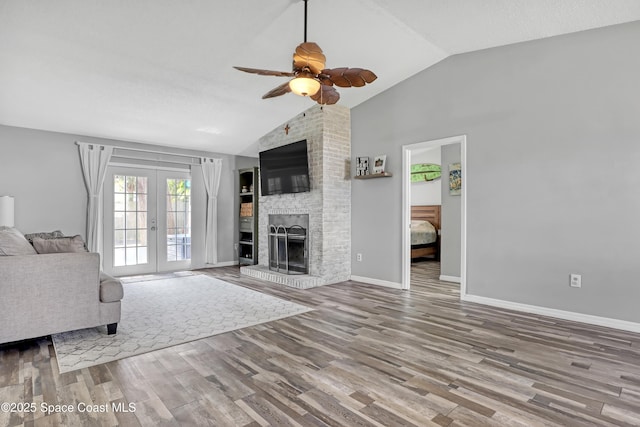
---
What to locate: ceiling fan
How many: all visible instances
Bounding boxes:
[234,0,377,105]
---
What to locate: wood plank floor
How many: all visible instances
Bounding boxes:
[2,261,640,426]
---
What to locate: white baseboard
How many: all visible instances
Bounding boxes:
[462,294,640,334]
[439,275,461,283]
[350,275,403,290]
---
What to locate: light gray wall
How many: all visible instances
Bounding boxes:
[0,125,86,235]
[0,124,240,268]
[236,156,259,170]
[352,21,640,323]
[440,144,461,278]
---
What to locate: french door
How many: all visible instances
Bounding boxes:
[103,166,192,276]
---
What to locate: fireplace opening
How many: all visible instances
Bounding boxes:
[269,215,309,274]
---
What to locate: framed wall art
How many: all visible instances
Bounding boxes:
[411,163,441,182]
[373,155,387,174]
[449,162,461,196]
[356,156,370,176]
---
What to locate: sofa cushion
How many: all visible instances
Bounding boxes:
[32,235,89,254]
[99,272,124,303]
[0,227,37,256]
[23,230,65,244]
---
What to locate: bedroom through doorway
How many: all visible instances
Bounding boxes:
[401,135,466,293]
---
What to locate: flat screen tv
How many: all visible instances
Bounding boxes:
[259,140,310,196]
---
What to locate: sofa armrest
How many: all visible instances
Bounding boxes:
[99,272,124,303]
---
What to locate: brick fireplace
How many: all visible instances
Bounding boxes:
[240,104,351,288]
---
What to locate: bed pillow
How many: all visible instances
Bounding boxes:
[0,226,38,256]
[32,235,89,254]
[411,220,436,231]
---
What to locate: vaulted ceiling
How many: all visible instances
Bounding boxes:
[1,1,639,156]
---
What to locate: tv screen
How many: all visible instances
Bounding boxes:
[259,140,310,196]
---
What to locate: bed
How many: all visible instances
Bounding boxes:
[411,205,440,260]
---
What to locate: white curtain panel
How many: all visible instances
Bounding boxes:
[0,196,15,227]
[78,143,113,254]
[201,158,223,264]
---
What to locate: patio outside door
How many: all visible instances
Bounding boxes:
[103,166,192,276]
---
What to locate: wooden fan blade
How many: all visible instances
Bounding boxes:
[262,81,292,99]
[318,75,334,86]
[234,66,294,77]
[321,67,377,88]
[293,42,326,75]
[310,84,340,105]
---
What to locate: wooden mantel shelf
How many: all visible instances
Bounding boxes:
[353,172,393,179]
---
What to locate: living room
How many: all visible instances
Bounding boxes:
[2,2,640,426]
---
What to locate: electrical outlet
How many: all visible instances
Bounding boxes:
[356,253,363,262]
[570,273,581,288]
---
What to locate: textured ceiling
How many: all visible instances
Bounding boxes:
[1,0,639,156]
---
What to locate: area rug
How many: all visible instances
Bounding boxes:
[52,274,312,373]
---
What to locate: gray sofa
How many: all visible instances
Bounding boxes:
[0,252,123,345]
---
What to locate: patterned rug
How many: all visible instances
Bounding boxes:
[52,274,312,373]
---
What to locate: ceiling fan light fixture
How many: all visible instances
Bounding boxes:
[233,0,375,104]
[289,76,320,97]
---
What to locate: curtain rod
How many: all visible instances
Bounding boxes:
[75,141,215,162]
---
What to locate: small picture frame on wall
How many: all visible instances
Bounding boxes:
[356,156,370,176]
[373,155,387,174]
[449,162,461,196]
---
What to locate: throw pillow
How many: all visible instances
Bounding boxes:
[0,227,38,256]
[32,235,89,254]
[23,230,65,244]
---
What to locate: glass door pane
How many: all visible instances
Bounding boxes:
[113,174,148,267]
[166,178,191,261]
[103,167,157,276]
[157,171,192,272]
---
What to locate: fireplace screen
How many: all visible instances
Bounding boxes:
[268,224,308,274]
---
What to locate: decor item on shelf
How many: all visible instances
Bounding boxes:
[373,155,387,174]
[411,163,441,182]
[0,195,15,227]
[241,185,248,193]
[250,184,254,192]
[356,156,370,176]
[240,203,253,217]
[449,162,462,196]
[233,0,376,105]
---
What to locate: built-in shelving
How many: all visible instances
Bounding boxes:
[238,167,259,265]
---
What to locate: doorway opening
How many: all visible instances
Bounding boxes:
[103,166,192,276]
[401,135,467,294]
